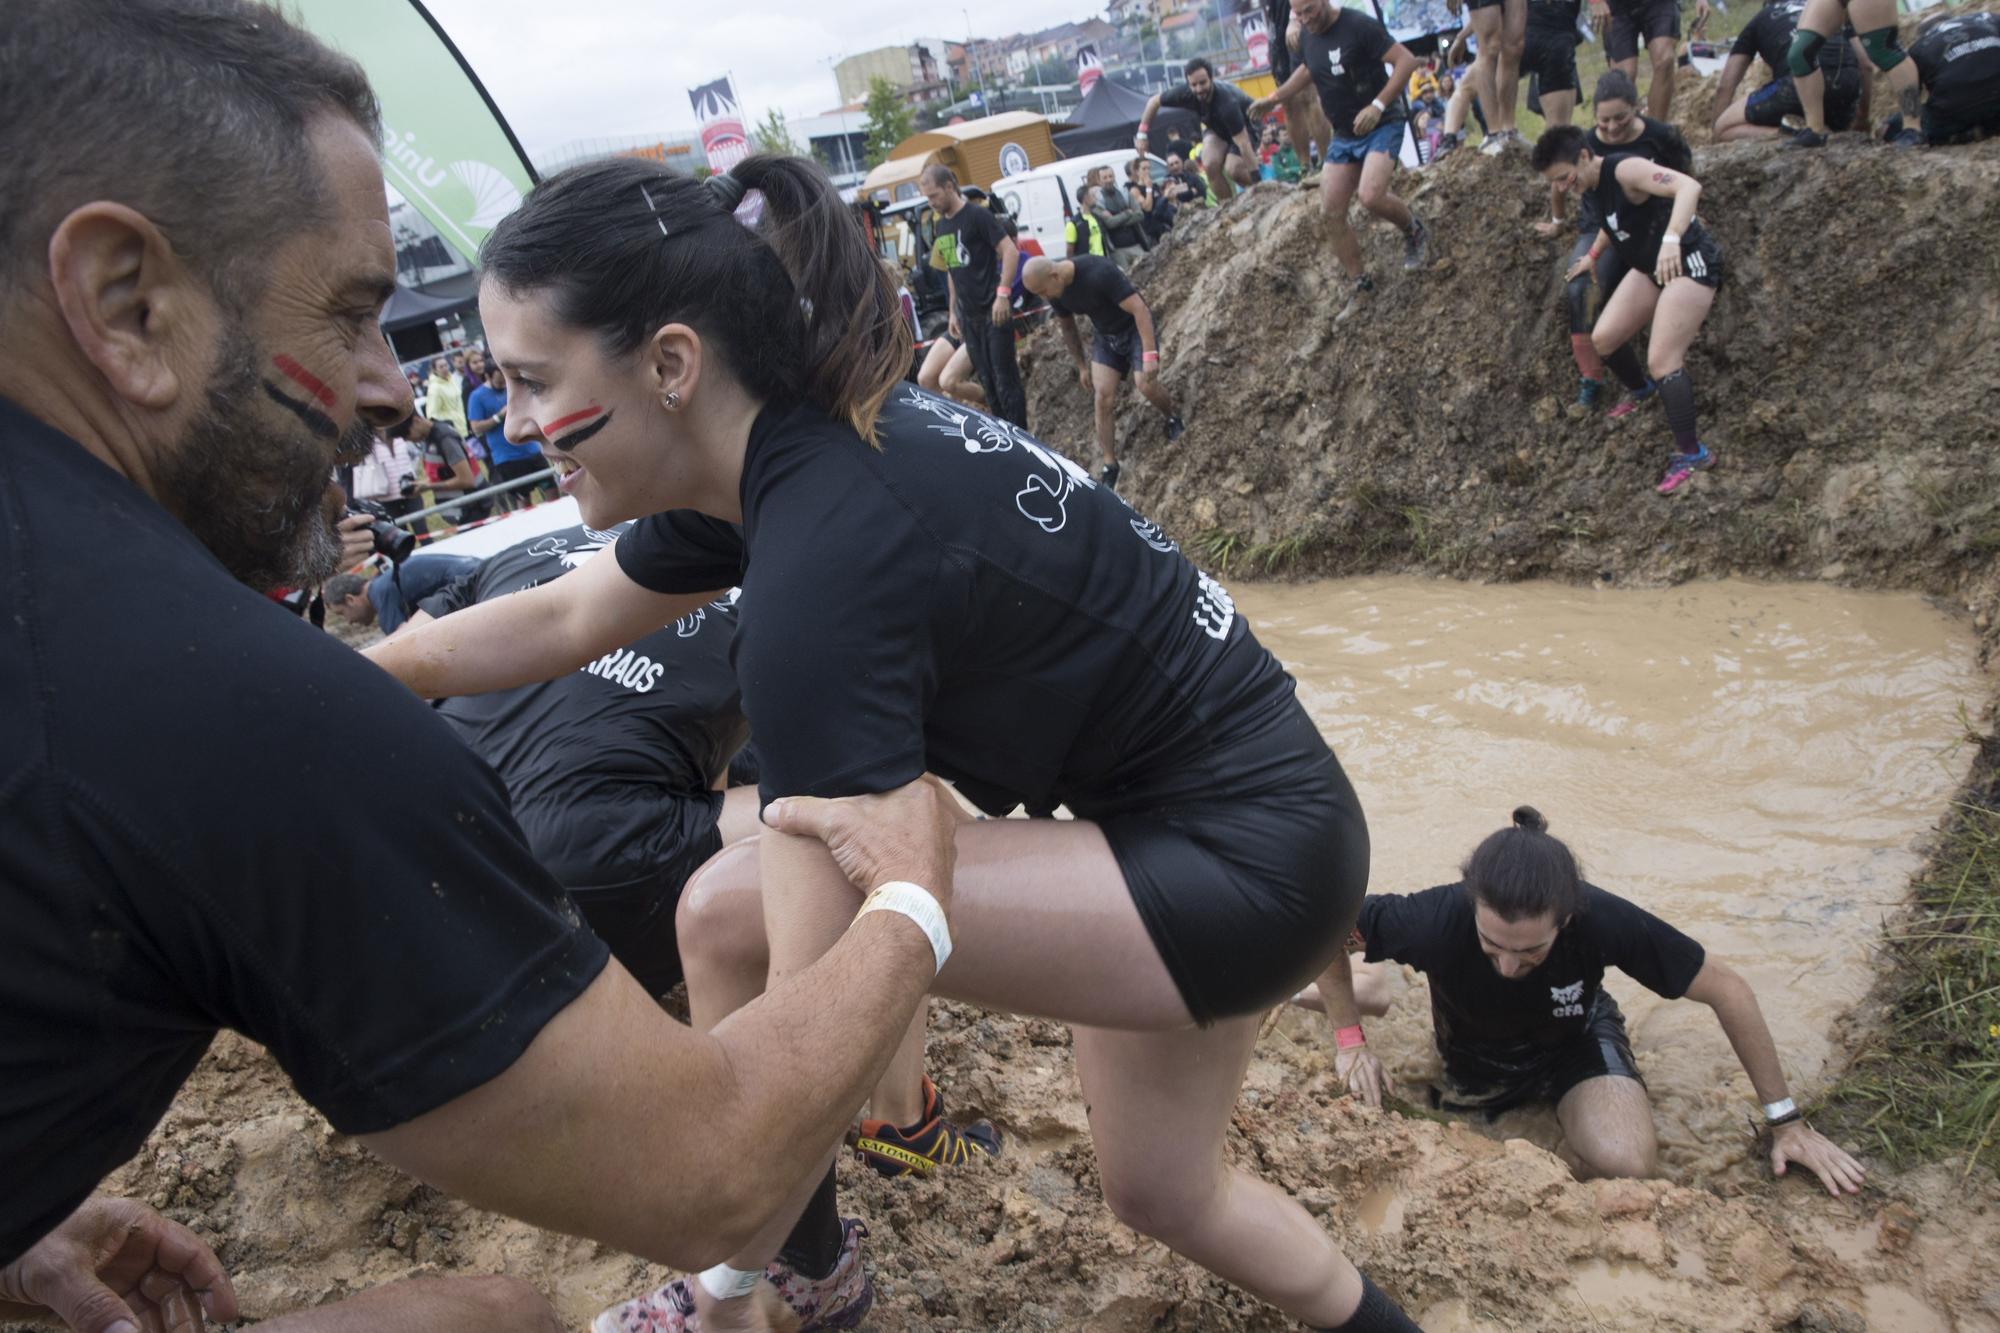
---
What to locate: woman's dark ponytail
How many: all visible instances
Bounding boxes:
[1462,806,1585,923]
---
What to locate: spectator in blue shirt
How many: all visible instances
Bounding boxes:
[466,363,548,505]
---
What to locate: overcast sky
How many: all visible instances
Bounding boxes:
[422,0,1110,155]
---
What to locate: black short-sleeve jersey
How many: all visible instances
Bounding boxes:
[1299,10,1409,140]
[0,397,609,1268]
[1910,12,2000,119]
[426,525,748,888]
[1595,152,1711,273]
[1161,80,1255,139]
[1732,0,1857,76]
[935,202,1009,312]
[614,389,1300,817]
[1049,256,1140,338]
[1577,116,1691,232]
[1357,883,1706,1057]
[1527,0,1584,40]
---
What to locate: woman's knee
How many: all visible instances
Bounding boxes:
[1575,1137,1659,1180]
[1646,347,1685,379]
[674,840,765,970]
[1100,1162,1222,1247]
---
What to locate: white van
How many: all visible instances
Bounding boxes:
[991,148,1169,260]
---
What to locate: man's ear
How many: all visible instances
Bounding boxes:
[45,202,207,411]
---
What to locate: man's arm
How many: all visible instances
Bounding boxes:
[1122,293,1159,360]
[1356,42,1420,136]
[1710,53,1753,128]
[1312,951,1391,1107]
[364,779,959,1268]
[992,235,1019,323]
[1251,65,1315,121]
[1136,93,1165,147]
[1055,310,1089,373]
[1681,959,1867,1196]
[364,531,720,698]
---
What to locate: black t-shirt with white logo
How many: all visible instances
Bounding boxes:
[1299,9,1408,140]
[1048,255,1140,338]
[935,202,1009,315]
[1358,882,1705,1062]
[423,525,748,889]
[1577,115,1692,233]
[1160,79,1256,139]
[0,396,608,1268]
[1732,0,1857,78]
[1595,152,1713,274]
[1910,12,2000,120]
[614,389,1304,819]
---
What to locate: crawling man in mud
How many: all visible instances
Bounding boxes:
[1298,807,1868,1196]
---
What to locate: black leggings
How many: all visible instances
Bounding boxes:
[1564,231,1629,336]
[958,306,1028,429]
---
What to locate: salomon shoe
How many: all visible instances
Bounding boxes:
[1575,376,1604,410]
[1656,444,1716,495]
[591,1220,874,1333]
[856,1077,1001,1178]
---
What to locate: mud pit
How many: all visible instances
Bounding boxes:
[56,580,2000,1333]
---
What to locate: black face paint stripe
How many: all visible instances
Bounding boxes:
[552,410,614,451]
[262,380,339,440]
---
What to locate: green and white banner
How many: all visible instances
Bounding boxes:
[282,0,538,263]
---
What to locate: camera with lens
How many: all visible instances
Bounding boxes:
[346,497,415,563]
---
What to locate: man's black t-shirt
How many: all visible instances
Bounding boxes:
[1578,115,1691,232]
[1527,0,1584,39]
[425,524,748,888]
[1299,11,1408,140]
[1048,255,1140,338]
[936,202,1009,316]
[613,389,1301,819]
[1358,883,1705,1060]
[1732,0,1856,77]
[1161,80,1256,139]
[0,397,609,1267]
[1910,12,2000,119]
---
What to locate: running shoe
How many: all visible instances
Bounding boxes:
[1889,126,1925,149]
[1479,132,1508,156]
[1788,127,1828,149]
[591,1220,874,1333]
[1165,414,1186,442]
[1335,273,1375,324]
[1403,216,1430,271]
[1655,444,1716,494]
[1433,131,1463,160]
[1575,376,1604,410]
[1606,380,1657,421]
[855,1077,1002,1178]
[1098,461,1123,491]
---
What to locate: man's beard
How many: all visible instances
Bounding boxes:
[158,331,373,590]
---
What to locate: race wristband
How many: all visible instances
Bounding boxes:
[858,880,952,976]
[1762,1096,1797,1123]
[1138,122,1151,132]
[1370,99,1387,114]
[997,285,1012,296]
[1141,351,1160,365]
[1334,1024,1367,1050]
[1662,231,1682,245]
[696,1263,762,1302]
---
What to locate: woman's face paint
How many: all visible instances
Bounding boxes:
[542,405,614,451]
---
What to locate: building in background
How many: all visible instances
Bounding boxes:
[834,42,953,108]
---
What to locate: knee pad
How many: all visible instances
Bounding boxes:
[1786,27,1827,78]
[1860,26,1907,72]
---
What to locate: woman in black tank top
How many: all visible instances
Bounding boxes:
[1533,124,1725,497]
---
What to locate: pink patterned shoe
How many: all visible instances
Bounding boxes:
[591,1220,873,1333]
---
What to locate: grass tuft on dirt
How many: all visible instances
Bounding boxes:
[1823,737,2000,1175]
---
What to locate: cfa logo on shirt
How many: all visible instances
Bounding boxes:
[1606,211,1630,242]
[1550,980,1585,1018]
[1325,46,1345,75]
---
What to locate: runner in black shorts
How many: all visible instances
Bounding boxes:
[371,153,1418,1330]
[1597,0,1705,118]
[1025,254,1184,489]
[1266,0,1335,166]
[1452,0,1531,153]
[1297,808,1867,1193]
[1713,0,1866,141]
[1137,58,1262,200]
[1522,0,1586,132]
[1535,123,1721,495]
[1906,9,2000,144]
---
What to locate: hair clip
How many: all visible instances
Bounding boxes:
[638,181,670,237]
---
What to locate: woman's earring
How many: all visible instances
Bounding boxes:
[664,391,682,410]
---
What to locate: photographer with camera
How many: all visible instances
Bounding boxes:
[352,424,423,518]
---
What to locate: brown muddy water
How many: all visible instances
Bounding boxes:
[1237,576,1988,1182]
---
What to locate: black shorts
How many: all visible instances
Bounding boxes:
[1432,991,1643,1116]
[1099,702,1369,1024]
[1091,328,1142,376]
[1923,99,2000,144]
[1467,0,1506,12]
[1606,0,1679,62]
[1745,71,1860,130]
[1524,28,1581,95]
[1674,228,1724,289]
[565,791,724,998]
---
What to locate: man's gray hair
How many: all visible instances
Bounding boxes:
[0,0,382,309]
[324,573,368,603]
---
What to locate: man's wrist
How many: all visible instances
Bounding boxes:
[856,880,952,975]
[1334,1023,1367,1050]
[1370,98,1387,114]
[1763,1095,1800,1125]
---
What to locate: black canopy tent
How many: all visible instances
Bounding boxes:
[1052,77,1199,158]
[382,269,482,362]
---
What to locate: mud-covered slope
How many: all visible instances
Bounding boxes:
[1022,138,2000,605]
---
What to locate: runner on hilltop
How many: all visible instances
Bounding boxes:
[1137,59,1262,201]
[1535,121,1722,495]
[1898,8,2000,145]
[1711,0,1868,142]
[1780,0,1925,148]
[1598,0,1710,121]
[1445,0,1530,155]
[1297,808,1868,1194]
[1265,0,1338,170]
[1023,254,1185,491]
[919,165,1027,428]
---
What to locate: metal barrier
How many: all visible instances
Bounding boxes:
[391,466,558,530]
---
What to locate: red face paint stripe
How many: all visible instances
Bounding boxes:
[271,354,335,409]
[542,405,604,435]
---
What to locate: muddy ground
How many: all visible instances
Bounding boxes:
[26,69,2000,1333]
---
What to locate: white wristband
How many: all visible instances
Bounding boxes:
[1762,1096,1797,1122]
[1662,231,1682,245]
[697,1263,762,1302]
[1370,98,1386,114]
[858,880,952,976]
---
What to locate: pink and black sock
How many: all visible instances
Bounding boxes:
[1603,342,1648,393]
[1656,368,1700,453]
[1569,334,1606,383]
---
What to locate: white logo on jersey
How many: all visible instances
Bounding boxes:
[526,525,621,569]
[1327,45,1345,74]
[1550,979,1585,1018]
[582,647,666,694]
[1606,210,1630,242]
[1193,570,1236,640]
[1131,517,1179,553]
[898,386,1098,534]
[672,586,742,639]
